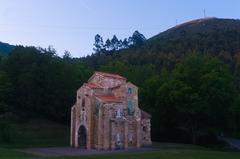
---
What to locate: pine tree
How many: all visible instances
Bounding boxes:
[110,35,119,50]
[122,38,129,48]
[105,39,111,51]
[93,34,104,53]
[131,30,146,46]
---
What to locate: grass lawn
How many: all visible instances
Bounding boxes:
[0,148,34,159]
[0,119,69,148]
[1,147,240,159]
[1,119,240,159]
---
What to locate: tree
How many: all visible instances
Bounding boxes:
[4,46,92,122]
[118,39,123,50]
[105,39,111,51]
[93,34,104,53]
[0,70,12,114]
[63,50,72,59]
[91,31,146,54]
[140,69,175,141]
[46,45,57,57]
[110,35,119,51]
[122,38,129,48]
[99,61,155,86]
[131,30,146,46]
[157,54,236,143]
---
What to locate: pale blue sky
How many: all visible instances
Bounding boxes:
[0,0,239,57]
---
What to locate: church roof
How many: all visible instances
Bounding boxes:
[85,82,103,89]
[96,95,122,103]
[141,110,151,119]
[95,71,126,80]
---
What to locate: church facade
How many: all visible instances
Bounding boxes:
[70,72,151,150]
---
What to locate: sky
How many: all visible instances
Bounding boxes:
[0,0,239,57]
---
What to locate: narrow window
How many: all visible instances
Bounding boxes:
[128,101,134,115]
[129,133,133,143]
[116,133,121,145]
[95,104,100,114]
[143,126,147,132]
[82,98,85,107]
[116,109,122,118]
[127,87,132,95]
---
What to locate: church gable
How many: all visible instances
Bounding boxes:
[88,71,126,88]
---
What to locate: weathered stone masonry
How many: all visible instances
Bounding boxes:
[70,71,151,150]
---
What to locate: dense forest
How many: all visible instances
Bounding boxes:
[1,18,240,144]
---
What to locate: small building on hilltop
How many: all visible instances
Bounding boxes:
[70,71,151,150]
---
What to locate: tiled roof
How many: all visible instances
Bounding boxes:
[95,71,126,80]
[85,82,103,89]
[96,95,122,103]
[141,110,151,119]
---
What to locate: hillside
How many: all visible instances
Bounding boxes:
[83,17,240,70]
[0,41,15,55]
[147,17,240,56]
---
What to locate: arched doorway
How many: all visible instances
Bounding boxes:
[78,125,87,148]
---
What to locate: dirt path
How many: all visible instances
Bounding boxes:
[19,147,157,156]
[220,137,240,150]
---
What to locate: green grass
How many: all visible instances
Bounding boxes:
[1,119,240,158]
[0,148,34,159]
[60,151,240,159]
[0,119,69,148]
[1,148,240,159]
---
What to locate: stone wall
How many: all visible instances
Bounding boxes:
[141,118,152,146]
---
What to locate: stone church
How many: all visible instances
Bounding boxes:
[70,71,151,150]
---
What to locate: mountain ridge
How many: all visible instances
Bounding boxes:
[0,41,15,55]
[81,17,240,71]
[149,17,240,41]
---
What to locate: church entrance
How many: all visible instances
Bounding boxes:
[78,125,87,148]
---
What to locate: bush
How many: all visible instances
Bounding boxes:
[0,113,15,143]
[0,120,11,143]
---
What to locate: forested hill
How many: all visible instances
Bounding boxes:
[83,18,240,70]
[0,41,15,55]
[147,17,240,57]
